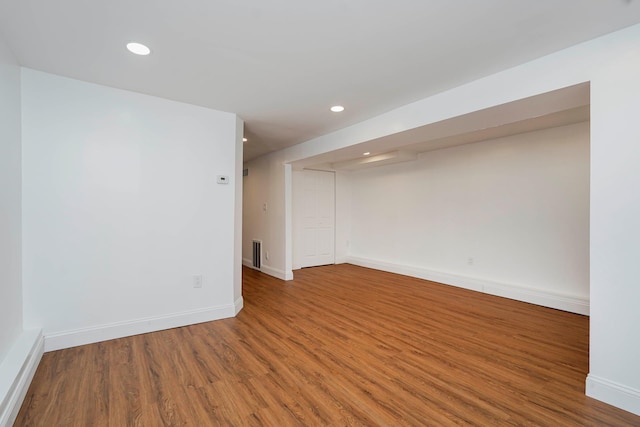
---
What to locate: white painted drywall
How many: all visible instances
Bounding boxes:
[245,162,349,277]
[233,117,244,306]
[243,24,640,414]
[291,169,303,270]
[0,33,23,362]
[349,123,589,302]
[587,47,640,413]
[334,171,352,264]
[21,69,241,345]
[0,34,44,427]
[243,153,271,270]
[242,150,291,279]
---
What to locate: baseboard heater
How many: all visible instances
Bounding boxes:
[252,240,262,269]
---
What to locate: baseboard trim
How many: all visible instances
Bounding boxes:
[44,304,238,352]
[261,264,294,281]
[587,374,640,416]
[234,296,244,315]
[0,329,44,427]
[242,258,293,281]
[345,256,589,315]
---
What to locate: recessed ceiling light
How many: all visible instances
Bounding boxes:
[243,138,248,142]
[330,105,345,113]
[363,152,371,156]
[126,42,151,56]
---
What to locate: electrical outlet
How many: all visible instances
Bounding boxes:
[265,250,270,261]
[193,275,203,288]
[467,257,474,266]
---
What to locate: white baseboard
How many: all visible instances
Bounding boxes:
[234,296,244,314]
[0,329,44,427]
[587,374,640,416]
[261,264,293,281]
[44,304,238,352]
[242,257,293,281]
[345,256,589,315]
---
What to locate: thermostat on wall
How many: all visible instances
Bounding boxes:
[217,175,229,184]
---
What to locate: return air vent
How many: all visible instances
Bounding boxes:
[252,240,262,269]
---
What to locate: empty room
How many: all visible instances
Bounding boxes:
[2,1,640,426]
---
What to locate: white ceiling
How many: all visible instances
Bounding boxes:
[1,1,639,161]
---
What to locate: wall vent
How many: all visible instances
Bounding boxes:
[252,240,262,269]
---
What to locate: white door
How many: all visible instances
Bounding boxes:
[294,169,335,268]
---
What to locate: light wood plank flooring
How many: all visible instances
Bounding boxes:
[15,264,640,426]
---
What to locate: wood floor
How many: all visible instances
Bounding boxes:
[15,265,640,426]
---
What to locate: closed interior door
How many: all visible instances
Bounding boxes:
[296,169,335,268]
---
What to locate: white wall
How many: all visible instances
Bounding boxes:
[243,24,640,414]
[0,26,23,365]
[348,123,589,312]
[244,161,350,278]
[242,150,291,279]
[233,117,244,307]
[334,171,352,264]
[587,47,640,413]
[21,69,243,351]
[0,34,43,427]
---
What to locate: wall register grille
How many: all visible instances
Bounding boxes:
[252,240,262,269]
